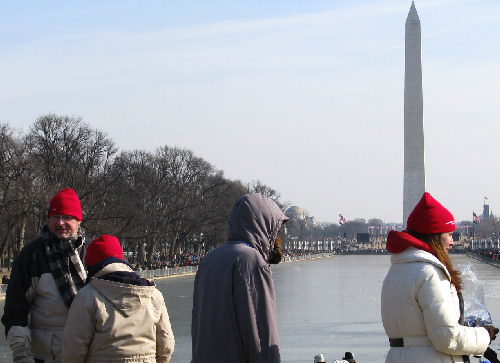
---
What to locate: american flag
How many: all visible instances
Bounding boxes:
[473,212,480,224]
[339,213,347,225]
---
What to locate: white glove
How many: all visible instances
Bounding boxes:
[7,326,33,362]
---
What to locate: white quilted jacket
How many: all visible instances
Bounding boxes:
[381,247,490,363]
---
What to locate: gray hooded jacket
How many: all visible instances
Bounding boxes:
[191,193,288,363]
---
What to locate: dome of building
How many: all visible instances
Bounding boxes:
[285,206,306,220]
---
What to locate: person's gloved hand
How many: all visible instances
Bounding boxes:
[484,325,499,342]
[7,326,33,363]
[484,347,500,363]
[268,237,282,264]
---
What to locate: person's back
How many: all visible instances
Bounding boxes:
[192,241,278,362]
[64,264,173,362]
[191,193,288,363]
[63,235,174,363]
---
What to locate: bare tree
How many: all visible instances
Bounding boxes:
[0,115,290,268]
[25,114,118,235]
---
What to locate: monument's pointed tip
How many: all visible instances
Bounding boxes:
[407,1,420,22]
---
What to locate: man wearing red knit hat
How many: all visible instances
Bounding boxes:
[2,188,89,363]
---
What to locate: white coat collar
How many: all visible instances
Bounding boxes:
[390,247,451,281]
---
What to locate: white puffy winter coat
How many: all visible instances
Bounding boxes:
[381,247,490,363]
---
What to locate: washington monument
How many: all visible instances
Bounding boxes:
[403,2,426,224]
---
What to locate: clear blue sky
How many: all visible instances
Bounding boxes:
[1,0,499,223]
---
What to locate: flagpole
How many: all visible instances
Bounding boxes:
[472,212,475,250]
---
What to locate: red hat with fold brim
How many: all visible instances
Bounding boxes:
[407,192,456,233]
[47,188,82,221]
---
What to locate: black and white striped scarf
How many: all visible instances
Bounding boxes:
[42,226,87,307]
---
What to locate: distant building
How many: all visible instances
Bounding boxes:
[306,216,316,226]
[483,204,491,220]
[285,206,307,221]
[285,206,316,227]
[284,206,316,238]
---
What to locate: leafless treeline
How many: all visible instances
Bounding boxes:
[0,114,284,267]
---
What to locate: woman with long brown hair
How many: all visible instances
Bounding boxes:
[381,192,497,363]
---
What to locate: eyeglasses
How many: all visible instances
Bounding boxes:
[49,215,76,222]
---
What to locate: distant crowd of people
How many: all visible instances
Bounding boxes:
[1,188,499,363]
[471,248,500,261]
[334,248,388,255]
[125,249,335,272]
[122,247,387,273]
[126,251,205,271]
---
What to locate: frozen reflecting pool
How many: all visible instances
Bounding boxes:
[1,254,500,362]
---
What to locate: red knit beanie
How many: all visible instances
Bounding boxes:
[85,235,124,267]
[47,188,82,221]
[407,192,456,233]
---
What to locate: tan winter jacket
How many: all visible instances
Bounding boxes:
[62,262,174,362]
